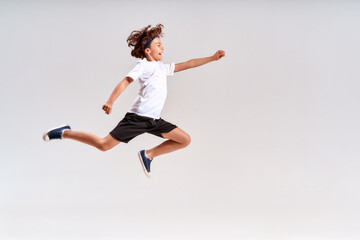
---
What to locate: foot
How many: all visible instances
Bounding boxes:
[138,150,152,178]
[43,124,71,141]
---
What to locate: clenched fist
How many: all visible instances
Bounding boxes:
[102,103,112,115]
[212,50,225,61]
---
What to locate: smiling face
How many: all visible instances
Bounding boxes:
[144,37,164,61]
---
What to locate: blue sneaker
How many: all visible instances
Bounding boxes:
[43,124,71,141]
[138,150,152,178]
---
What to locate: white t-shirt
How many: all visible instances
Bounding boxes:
[126,59,175,119]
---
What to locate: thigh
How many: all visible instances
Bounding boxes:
[161,127,190,144]
[103,134,121,149]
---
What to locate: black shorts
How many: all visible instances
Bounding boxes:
[110,112,177,143]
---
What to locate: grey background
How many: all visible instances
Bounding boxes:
[1,0,360,239]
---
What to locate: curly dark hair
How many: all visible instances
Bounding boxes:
[127,24,164,59]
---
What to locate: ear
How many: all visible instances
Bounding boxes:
[145,48,151,54]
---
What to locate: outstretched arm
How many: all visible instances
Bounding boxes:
[174,50,225,73]
[102,77,133,115]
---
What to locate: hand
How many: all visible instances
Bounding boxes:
[102,102,112,115]
[212,50,225,61]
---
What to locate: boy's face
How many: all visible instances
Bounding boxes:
[146,37,164,61]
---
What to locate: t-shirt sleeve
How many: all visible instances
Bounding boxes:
[165,63,175,76]
[126,61,143,81]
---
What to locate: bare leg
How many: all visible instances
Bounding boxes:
[146,128,191,159]
[63,130,121,151]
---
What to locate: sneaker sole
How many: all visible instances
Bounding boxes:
[42,124,70,141]
[138,151,151,178]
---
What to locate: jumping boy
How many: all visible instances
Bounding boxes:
[43,24,225,178]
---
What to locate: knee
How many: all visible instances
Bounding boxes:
[182,134,191,147]
[96,140,112,152]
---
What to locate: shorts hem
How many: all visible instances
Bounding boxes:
[109,132,129,143]
[150,125,177,138]
[162,125,177,134]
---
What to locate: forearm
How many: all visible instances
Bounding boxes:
[186,56,214,68]
[174,50,224,73]
[106,77,131,104]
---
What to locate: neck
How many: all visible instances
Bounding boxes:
[145,54,158,62]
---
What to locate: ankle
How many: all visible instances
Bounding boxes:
[62,129,71,138]
[145,150,154,160]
